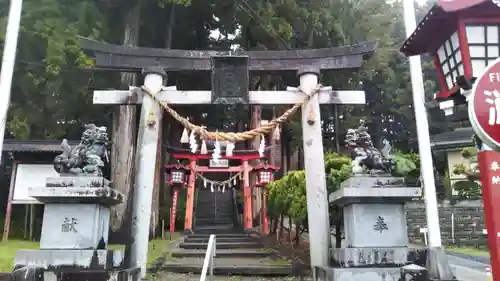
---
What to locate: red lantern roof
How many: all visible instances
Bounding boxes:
[165,163,188,171]
[253,163,280,171]
[401,0,495,57]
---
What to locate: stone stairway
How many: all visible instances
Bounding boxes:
[194,187,234,227]
[163,188,294,276]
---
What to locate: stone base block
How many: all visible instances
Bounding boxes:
[44,268,140,281]
[46,176,110,188]
[340,175,405,189]
[28,186,123,205]
[331,247,427,267]
[401,264,428,281]
[329,187,421,205]
[11,266,43,281]
[343,203,409,247]
[40,204,109,249]
[10,266,141,281]
[314,266,401,281]
[14,250,125,271]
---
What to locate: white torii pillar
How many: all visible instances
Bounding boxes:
[297,67,331,268]
[93,68,366,272]
[129,66,165,276]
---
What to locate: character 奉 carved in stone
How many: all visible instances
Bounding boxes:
[53,124,111,177]
[345,120,396,174]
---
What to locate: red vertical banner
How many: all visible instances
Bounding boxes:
[169,189,179,233]
[262,188,269,234]
[478,150,500,280]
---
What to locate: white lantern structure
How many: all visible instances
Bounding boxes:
[253,163,279,186]
[165,163,189,186]
[401,0,500,117]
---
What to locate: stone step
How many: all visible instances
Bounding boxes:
[195,218,233,225]
[195,210,233,215]
[193,229,240,234]
[184,236,254,243]
[195,215,233,220]
[171,249,274,258]
[162,257,293,275]
[195,209,233,214]
[193,225,239,234]
[187,233,248,238]
[195,205,232,209]
[197,199,232,202]
[196,198,232,202]
[195,213,233,219]
[179,241,261,249]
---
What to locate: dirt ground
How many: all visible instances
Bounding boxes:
[253,230,312,275]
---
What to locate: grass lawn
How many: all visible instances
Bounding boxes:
[447,246,490,257]
[0,233,180,272]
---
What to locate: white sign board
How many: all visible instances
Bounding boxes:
[209,159,229,168]
[12,164,60,204]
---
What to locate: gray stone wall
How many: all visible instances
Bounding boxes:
[405,200,487,246]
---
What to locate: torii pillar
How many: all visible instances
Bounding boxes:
[129,66,164,276]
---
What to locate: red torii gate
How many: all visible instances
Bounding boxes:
[164,147,279,233]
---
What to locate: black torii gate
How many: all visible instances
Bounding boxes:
[80,36,376,274]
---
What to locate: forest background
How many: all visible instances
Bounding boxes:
[0,0,473,241]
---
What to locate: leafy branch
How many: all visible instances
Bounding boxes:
[452,147,481,200]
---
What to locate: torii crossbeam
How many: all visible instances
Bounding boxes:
[80,37,376,72]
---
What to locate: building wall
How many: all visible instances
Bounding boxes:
[405,200,487,246]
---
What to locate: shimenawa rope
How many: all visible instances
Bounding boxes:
[141,85,321,142]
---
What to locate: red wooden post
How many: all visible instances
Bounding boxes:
[184,160,197,231]
[242,160,252,229]
[262,188,269,234]
[478,151,500,280]
[169,189,179,233]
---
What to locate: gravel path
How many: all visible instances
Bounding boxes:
[154,272,313,281]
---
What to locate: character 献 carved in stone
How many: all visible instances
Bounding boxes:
[53,124,111,177]
[345,120,396,174]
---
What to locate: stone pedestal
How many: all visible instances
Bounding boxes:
[13,177,140,281]
[318,174,424,281]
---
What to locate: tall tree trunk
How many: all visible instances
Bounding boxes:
[109,1,141,244]
[333,104,341,153]
[249,75,269,225]
[250,104,262,222]
[334,106,342,248]
[268,103,279,167]
[278,213,285,240]
[280,123,288,176]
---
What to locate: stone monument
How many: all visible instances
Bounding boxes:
[12,125,139,281]
[314,121,427,281]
